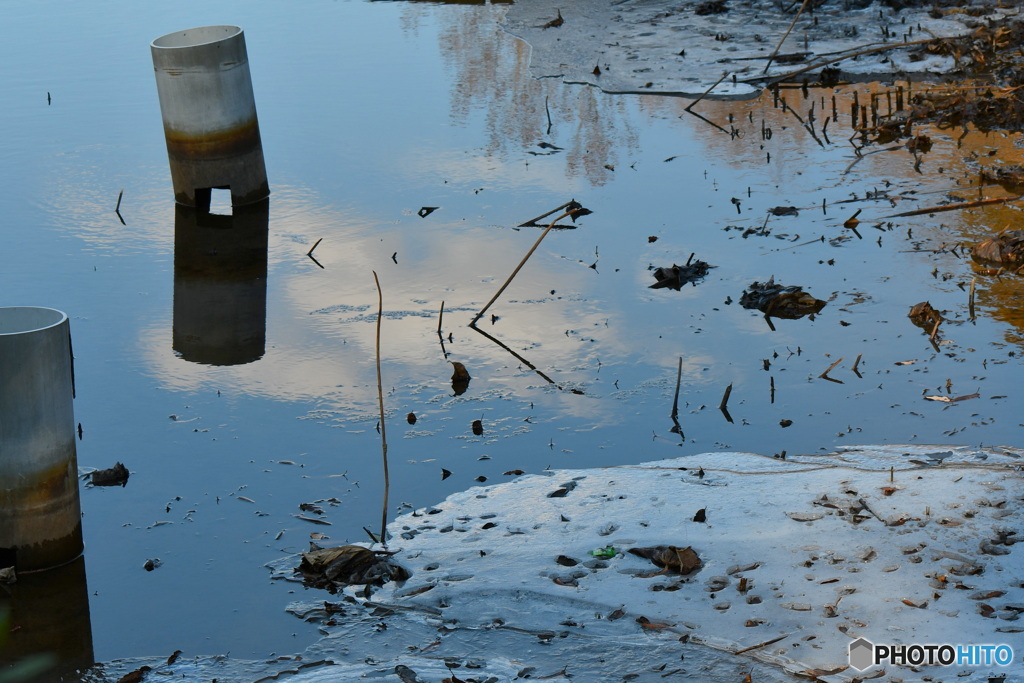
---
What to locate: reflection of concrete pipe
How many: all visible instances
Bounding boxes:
[0,554,94,679]
[173,201,269,365]
[0,307,82,572]
[151,25,270,208]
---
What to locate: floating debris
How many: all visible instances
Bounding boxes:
[740,278,825,320]
[296,544,409,592]
[91,462,130,487]
[908,301,943,331]
[971,228,1024,267]
[450,361,471,396]
[649,254,714,290]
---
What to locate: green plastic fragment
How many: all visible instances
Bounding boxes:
[589,545,616,558]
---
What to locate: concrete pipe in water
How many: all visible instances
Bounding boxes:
[151,25,270,208]
[0,307,82,572]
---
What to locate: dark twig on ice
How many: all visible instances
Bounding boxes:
[307,237,323,257]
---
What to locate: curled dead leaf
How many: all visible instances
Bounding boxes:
[628,545,701,575]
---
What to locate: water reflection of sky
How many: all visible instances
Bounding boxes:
[1,0,1023,670]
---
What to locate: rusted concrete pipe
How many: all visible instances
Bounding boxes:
[0,307,82,572]
[151,25,270,208]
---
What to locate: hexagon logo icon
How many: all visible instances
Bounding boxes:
[849,637,875,671]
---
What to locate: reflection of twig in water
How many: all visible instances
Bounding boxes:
[372,271,390,548]
[468,323,559,388]
[436,301,448,359]
[682,72,731,136]
[670,357,684,440]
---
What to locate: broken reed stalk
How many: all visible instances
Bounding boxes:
[115,189,123,213]
[819,357,844,379]
[670,357,682,420]
[686,72,729,112]
[545,96,553,135]
[969,278,976,319]
[437,300,445,336]
[929,319,941,341]
[519,200,575,228]
[372,270,390,547]
[734,634,789,655]
[763,0,812,74]
[882,194,1024,218]
[472,209,574,325]
[852,353,862,374]
[719,382,733,412]
[307,237,323,257]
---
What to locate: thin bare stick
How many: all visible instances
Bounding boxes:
[686,72,729,112]
[929,319,941,341]
[519,200,575,227]
[472,209,574,325]
[307,237,323,257]
[372,271,390,547]
[437,300,445,336]
[819,357,844,379]
[852,353,863,375]
[670,357,683,420]
[115,189,124,213]
[734,634,790,655]
[545,96,553,136]
[882,195,1024,218]
[764,0,812,74]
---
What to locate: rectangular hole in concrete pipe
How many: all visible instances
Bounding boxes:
[194,186,233,215]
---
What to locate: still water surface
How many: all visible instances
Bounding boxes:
[1,0,1022,668]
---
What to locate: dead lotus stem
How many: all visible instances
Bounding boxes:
[763,0,812,74]
[929,319,941,342]
[115,188,123,213]
[734,634,790,655]
[687,71,729,111]
[307,237,323,257]
[852,353,862,374]
[372,270,390,547]
[819,357,843,379]
[882,194,1024,219]
[472,209,574,325]
[437,300,445,336]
